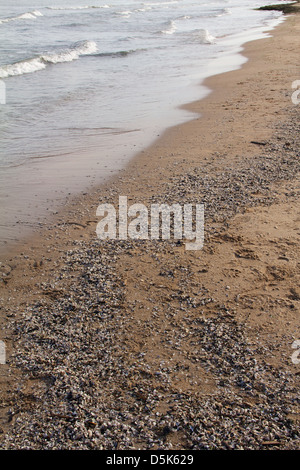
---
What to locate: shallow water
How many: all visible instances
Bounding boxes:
[0,0,286,251]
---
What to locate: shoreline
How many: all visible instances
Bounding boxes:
[0,10,300,450]
[0,17,289,262]
[0,10,289,259]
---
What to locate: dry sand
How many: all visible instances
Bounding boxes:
[0,7,299,450]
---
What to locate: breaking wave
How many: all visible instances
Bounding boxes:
[190,29,216,44]
[0,10,43,24]
[161,20,177,35]
[0,41,98,78]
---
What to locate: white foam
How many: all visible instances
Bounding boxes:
[32,10,43,17]
[0,41,98,78]
[0,10,43,24]
[42,41,98,63]
[191,29,216,44]
[161,20,177,35]
[135,7,152,12]
[70,40,98,56]
[47,5,110,10]
[0,58,46,78]
[116,10,132,18]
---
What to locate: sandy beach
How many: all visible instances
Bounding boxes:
[0,5,299,450]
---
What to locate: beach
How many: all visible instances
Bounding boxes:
[0,0,286,255]
[0,4,300,450]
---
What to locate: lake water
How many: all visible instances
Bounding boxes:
[0,0,286,251]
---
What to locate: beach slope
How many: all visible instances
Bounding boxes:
[0,8,299,450]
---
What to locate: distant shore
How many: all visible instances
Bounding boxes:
[258,1,300,15]
[0,9,299,450]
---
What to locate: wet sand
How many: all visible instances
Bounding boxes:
[0,7,299,450]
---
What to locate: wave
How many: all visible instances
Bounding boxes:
[134,7,152,13]
[0,58,47,78]
[116,10,132,18]
[160,23,215,44]
[94,49,138,58]
[0,10,43,24]
[200,7,232,18]
[42,40,98,63]
[216,8,232,17]
[190,29,216,44]
[146,1,179,5]
[0,41,98,78]
[161,20,177,35]
[47,5,110,10]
